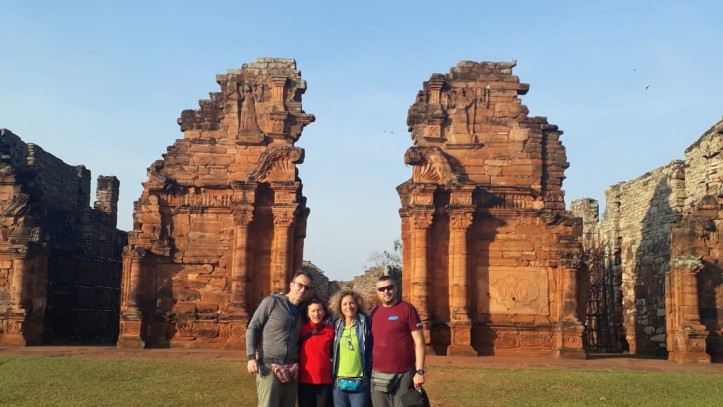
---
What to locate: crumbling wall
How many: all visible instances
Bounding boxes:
[605,163,685,355]
[684,122,723,206]
[0,129,126,345]
[573,118,723,361]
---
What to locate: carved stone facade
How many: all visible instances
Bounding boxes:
[399,61,586,358]
[117,58,314,349]
[0,129,126,345]
[573,119,723,362]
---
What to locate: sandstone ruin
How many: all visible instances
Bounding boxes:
[1,56,720,363]
[398,61,586,357]
[0,129,126,345]
[573,119,723,362]
[117,58,315,349]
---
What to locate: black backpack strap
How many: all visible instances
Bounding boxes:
[300,326,321,343]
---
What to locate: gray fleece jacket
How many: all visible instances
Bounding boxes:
[246,293,303,365]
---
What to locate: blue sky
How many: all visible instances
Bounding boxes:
[2,1,722,280]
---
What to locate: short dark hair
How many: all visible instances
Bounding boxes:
[293,269,313,283]
[302,296,327,321]
[377,275,394,284]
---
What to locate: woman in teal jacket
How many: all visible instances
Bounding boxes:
[329,290,372,407]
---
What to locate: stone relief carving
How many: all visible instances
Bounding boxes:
[489,270,549,315]
[237,83,265,140]
[449,88,476,135]
[449,211,474,230]
[272,207,296,227]
[404,146,458,185]
[232,210,254,226]
[519,332,553,349]
[248,146,304,183]
[410,212,434,230]
[169,193,232,208]
[120,321,141,336]
[0,193,30,217]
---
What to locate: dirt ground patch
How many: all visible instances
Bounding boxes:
[1,345,722,374]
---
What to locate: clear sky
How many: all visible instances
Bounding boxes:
[2,1,722,280]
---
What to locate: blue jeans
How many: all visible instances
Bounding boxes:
[332,380,369,407]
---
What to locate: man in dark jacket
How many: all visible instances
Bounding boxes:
[247,270,313,407]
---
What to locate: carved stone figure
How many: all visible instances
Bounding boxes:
[450,88,475,135]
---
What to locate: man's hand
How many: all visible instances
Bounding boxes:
[413,372,425,389]
[247,359,258,374]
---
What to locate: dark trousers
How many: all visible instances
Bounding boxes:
[298,382,333,407]
[370,370,414,407]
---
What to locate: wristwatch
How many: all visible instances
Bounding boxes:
[416,369,425,375]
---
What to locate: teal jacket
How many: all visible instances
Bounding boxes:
[331,312,372,382]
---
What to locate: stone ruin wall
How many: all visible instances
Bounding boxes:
[684,124,723,205]
[581,162,686,354]
[117,58,315,349]
[573,119,723,361]
[671,121,723,361]
[0,129,126,345]
[399,61,585,358]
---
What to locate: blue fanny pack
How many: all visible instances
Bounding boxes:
[337,377,363,392]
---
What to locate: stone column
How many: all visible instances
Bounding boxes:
[117,247,146,348]
[1,251,29,345]
[553,253,586,359]
[399,211,411,300]
[9,251,27,313]
[666,255,710,363]
[447,208,476,356]
[409,209,434,322]
[223,207,253,349]
[293,207,310,274]
[271,205,296,293]
[229,207,253,316]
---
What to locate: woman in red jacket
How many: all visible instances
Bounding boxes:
[298,297,334,407]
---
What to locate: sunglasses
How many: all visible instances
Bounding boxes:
[293,281,312,291]
[345,334,354,351]
[377,285,395,292]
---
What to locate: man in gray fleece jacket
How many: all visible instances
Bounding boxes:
[246,270,313,407]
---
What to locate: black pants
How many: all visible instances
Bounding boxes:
[298,382,333,407]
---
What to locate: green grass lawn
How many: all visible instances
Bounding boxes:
[0,355,721,406]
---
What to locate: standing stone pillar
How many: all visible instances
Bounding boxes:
[229,207,253,316]
[554,254,586,358]
[117,248,146,348]
[409,209,434,322]
[447,208,476,356]
[9,252,26,313]
[293,207,310,275]
[223,207,253,349]
[271,205,296,293]
[666,255,710,363]
[399,212,412,299]
[2,251,28,345]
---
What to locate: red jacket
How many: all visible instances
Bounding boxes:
[298,320,334,384]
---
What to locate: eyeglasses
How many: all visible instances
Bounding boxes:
[377,285,395,292]
[345,334,354,351]
[293,281,312,291]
